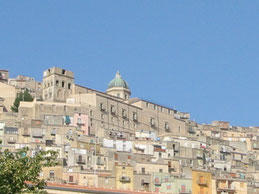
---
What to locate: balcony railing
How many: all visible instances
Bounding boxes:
[7,139,16,144]
[169,166,176,172]
[179,190,191,194]
[22,132,30,136]
[76,159,86,164]
[120,176,131,182]
[188,128,196,134]
[77,122,85,126]
[97,161,104,165]
[217,187,235,192]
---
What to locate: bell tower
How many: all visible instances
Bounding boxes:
[42,67,74,102]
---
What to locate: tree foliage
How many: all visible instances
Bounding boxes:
[0,147,58,194]
[11,90,34,112]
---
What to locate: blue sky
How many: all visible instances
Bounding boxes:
[0,1,259,126]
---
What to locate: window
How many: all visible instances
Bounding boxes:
[9,136,14,142]
[68,83,71,89]
[159,152,162,158]
[154,105,157,110]
[155,177,160,183]
[133,112,138,121]
[69,176,73,183]
[146,102,149,107]
[77,117,82,124]
[150,118,155,126]
[134,123,137,129]
[159,169,163,172]
[62,81,65,88]
[110,105,115,114]
[90,110,93,116]
[78,155,83,162]
[49,170,54,178]
[62,69,66,74]
[181,185,186,192]
[123,144,126,151]
[56,80,59,86]
[141,168,145,174]
[122,109,127,117]
[164,122,169,131]
[100,103,105,111]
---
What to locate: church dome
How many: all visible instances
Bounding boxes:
[108,71,129,89]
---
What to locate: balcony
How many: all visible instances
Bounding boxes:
[150,121,156,128]
[22,131,30,136]
[197,180,208,187]
[179,190,191,194]
[154,181,161,186]
[46,140,55,146]
[217,187,235,192]
[188,127,196,134]
[7,139,16,144]
[120,176,131,183]
[220,148,231,154]
[76,159,86,164]
[169,166,176,172]
[77,122,85,126]
[97,161,104,166]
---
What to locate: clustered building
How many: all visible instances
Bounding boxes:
[0,67,259,194]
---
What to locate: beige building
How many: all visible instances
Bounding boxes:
[1,66,258,194]
[0,82,16,112]
[115,165,134,190]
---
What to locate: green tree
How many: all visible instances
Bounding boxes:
[0,147,58,194]
[11,90,34,112]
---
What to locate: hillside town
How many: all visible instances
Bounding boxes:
[0,67,258,194]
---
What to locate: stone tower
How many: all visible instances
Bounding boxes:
[42,67,74,102]
[0,70,9,83]
[106,71,131,100]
